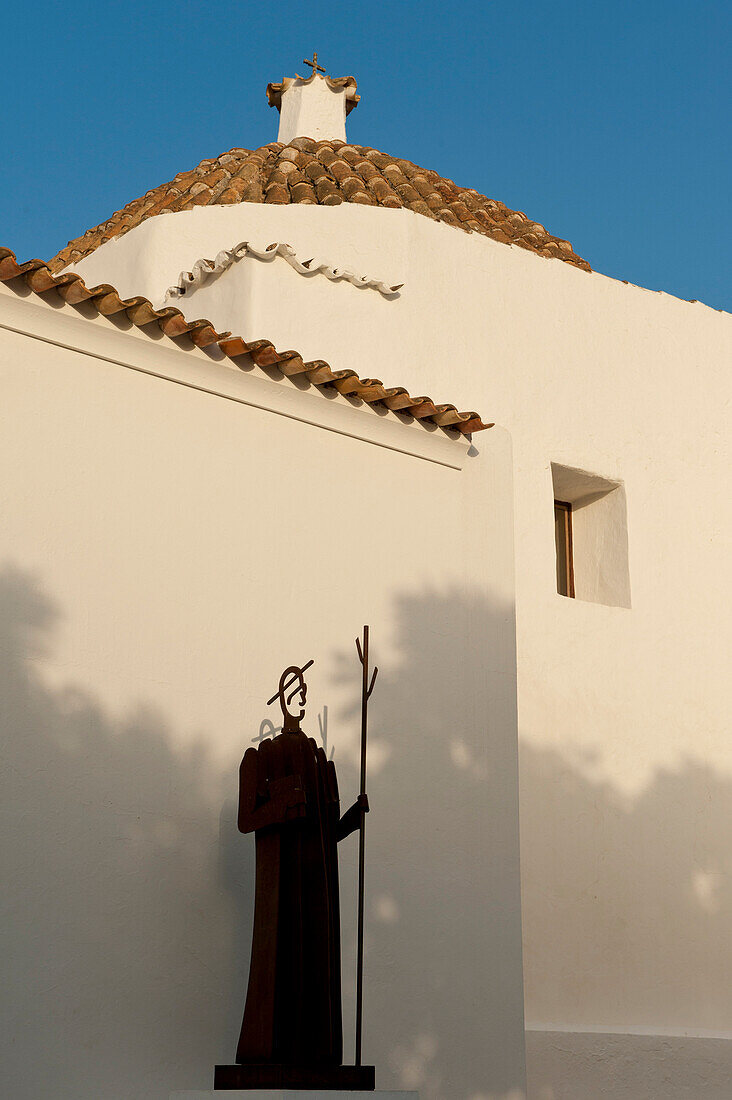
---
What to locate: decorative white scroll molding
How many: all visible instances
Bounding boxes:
[164,241,404,304]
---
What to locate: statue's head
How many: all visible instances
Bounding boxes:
[267,659,314,733]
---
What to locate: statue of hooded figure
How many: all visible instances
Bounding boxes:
[236,661,368,1068]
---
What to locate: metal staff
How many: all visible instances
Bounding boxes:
[355,625,378,1068]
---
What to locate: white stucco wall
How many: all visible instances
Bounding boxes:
[68,199,732,1095]
[525,1030,732,1100]
[0,284,525,1100]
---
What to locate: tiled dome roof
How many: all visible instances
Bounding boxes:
[48,139,591,273]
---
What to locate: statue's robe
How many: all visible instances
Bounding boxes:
[236,730,344,1067]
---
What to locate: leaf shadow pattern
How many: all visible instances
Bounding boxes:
[0,564,251,1100]
[328,588,527,1100]
[2,568,526,1100]
[6,560,731,1100]
[520,739,732,1033]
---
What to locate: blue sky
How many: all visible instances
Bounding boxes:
[1,0,729,309]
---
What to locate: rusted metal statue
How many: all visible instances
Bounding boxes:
[214,640,377,1091]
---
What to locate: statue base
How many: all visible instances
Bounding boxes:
[212,1066,376,1091]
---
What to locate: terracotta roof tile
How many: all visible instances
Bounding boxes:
[48,142,591,274]
[0,246,492,437]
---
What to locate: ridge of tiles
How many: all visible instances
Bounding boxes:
[0,246,492,435]
[48,139,591,274]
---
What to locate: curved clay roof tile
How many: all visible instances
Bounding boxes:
[0,246,493,437]
[48,141,591,274]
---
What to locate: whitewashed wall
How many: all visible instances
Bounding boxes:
[0,283,524,1100]
[70,200,732,1096]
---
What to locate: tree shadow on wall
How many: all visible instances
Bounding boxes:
[2,565,527,1100]
[520,739,732,1036]
[14,562,728,1100]
[325,587,732,1100]
[0,564,252,1100]
[326,588,527,1100]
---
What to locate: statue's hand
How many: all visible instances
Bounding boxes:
[336,794,368,841]
[269,774,305,803]
[267,774,306,823]
[282,800,307,822]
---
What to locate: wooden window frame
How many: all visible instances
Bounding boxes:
[554,500,575,598]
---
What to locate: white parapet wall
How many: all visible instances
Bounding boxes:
[0,280,525,1100]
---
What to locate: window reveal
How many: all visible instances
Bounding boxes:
[554,500,575,598]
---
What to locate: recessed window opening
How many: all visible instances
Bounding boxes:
[554,500,575,598]
[551,463,631,609]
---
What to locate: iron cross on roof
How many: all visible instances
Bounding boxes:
[303,52,326,76]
